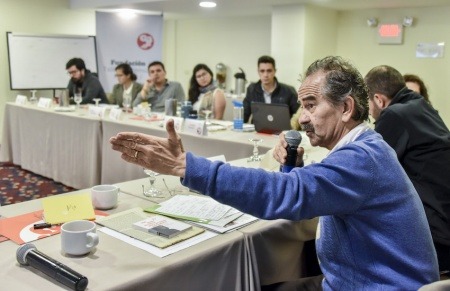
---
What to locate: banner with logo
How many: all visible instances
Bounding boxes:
[96,12,163,94]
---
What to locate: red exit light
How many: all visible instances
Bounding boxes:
[378,24,401,37]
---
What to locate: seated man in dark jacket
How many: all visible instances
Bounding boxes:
[365,65,450,274]
[66,57,109,105]
[243,55,299,123]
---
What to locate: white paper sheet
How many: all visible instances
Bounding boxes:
[157,195,232,221]
[98,227,217,258]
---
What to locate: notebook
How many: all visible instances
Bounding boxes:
[251,102,291,134]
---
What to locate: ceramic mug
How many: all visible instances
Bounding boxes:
[91,185,119,210]
[61,220,99,256]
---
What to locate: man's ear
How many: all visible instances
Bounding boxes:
[342,95,355,122]
[374,93,389,109]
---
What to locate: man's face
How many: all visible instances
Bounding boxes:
[67,65,84,83]
[368,97,382,121]
[297,72,346,150]
[148,64,166,84]
[258,63,276,86]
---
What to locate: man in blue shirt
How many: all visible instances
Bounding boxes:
[133,61,185,111]
[110,56,439,290]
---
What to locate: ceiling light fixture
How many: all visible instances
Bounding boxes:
[199,1,217,8]
[117,9,137,19]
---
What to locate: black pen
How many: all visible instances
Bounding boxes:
[33,223,53,229]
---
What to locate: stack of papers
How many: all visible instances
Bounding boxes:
[145,195,257,233]
[96,208,204,249]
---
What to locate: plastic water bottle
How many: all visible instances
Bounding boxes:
[233,100,243,131]
[181,101,192,119]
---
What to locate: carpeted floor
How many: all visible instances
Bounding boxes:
[0,162,75,206]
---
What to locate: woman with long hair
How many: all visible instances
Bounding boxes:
[188,64,226,119]
[404,74,431,105]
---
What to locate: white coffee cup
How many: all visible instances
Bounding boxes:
[91,185,119,210]
[61,220,99,256]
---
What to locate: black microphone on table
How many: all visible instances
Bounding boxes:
[16,243,88,291]
[282,130,302,173]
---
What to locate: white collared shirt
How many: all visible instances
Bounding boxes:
[328,122,371,156]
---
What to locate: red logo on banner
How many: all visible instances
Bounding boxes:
[137,33,154,50]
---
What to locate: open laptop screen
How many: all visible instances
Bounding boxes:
[251,102,291,134]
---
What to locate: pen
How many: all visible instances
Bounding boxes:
[33,223,53,229]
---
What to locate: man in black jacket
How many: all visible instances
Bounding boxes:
[66,57,109,105]
[243,55,299,123]
[365,65,450,274]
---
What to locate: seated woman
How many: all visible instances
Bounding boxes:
[111,63,143,108]
[188,64,226,120]
[404,74,431,105]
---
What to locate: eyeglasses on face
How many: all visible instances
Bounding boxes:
[67,69,80,76]
[196,72,209,79]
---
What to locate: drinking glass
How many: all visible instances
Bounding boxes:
[29,90,37,104]
[143,168,163,197]
[74,93,82,109]
[247,138,263,162]
[93,98,101,107]
[123,95,131,114]
[203,109,212,125]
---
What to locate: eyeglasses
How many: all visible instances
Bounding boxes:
[115,74,125,77]
[67,70,79,76]
[195,72,209,79]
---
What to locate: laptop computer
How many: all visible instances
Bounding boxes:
[251,102,291,134]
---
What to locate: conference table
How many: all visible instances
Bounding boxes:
[0,159,322,290]
[1,102,279,189]
[0,102,102,189]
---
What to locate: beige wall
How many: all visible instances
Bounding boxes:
[163,16,271,94]
[336,6,450,126]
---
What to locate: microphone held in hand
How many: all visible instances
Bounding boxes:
[282,130,302,173]
[16,243,88,291]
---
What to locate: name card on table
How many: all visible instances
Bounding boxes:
[88,106,107,118]
[37,97,52,108]
[15,95,28,105]
[184,119,207,136]
[109,107,123,120]
[163,116,184,132]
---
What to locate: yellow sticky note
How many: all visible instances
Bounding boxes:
[42,193,95,224]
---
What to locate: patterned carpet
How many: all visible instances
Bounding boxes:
[0,162,75,206]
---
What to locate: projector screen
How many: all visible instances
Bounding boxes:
[7,32,98,90]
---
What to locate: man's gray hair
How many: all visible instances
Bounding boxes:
[303,56,369,122]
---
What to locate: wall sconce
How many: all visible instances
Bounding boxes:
[403,16,414,27]
[367,18,378,27]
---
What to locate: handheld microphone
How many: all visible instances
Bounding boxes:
[16,243,88,291]
[282,130,302,173]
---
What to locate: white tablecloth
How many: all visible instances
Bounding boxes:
[1,103,102,189]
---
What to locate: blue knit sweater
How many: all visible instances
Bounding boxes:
[182,129,439,290]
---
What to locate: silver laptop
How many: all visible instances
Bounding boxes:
[251,102,291,134]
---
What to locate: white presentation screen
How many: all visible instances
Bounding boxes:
[7,32,98,90]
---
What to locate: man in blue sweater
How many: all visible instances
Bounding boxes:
[110,56,439,290]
